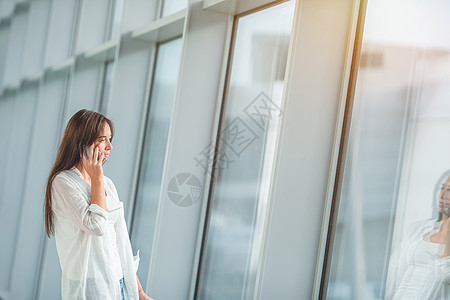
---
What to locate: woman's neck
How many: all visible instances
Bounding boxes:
[75,163,91,185]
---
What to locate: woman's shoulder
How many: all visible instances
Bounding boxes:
[50,170,86,202]
[410,218,436,228]
[406,219,437,240]
[53,169,77,185]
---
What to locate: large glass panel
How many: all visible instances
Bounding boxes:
[195,2,295,299]
[75,0,112,53]
[0,24,11,88]
[130,37,182,286]
[109,0,124,39]
[161,0,186,18]
[21,0,51,78]
[99,60,115,114]
[323,1,450,299]
[64,60,102,123]
[43,0,78,67]
[0,93,15,205]
[3,7,27,87]
[0,91,19,291]
[11,73,70,299]
[0,84,38,290]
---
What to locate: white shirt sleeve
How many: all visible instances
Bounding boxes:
[52,174,109,236]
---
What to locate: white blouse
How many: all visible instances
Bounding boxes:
[52,167,140,300]
[386,219,450,299]
[105,192,124,282]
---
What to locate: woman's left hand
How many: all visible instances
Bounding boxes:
[139,290,154,300]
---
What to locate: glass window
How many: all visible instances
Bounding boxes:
[0,23,11,88]
[0,93,15,198]
[64,61,102,122]
[130,37,182,286]
[43,0,78,67]
[195,2,295,299]
[0,92,19,292]
[3,7,27,87]
[21,0,51,78]
[10,73,70,300]
[99,60,115,114]
[323,1,450,299]
[161,0,186,18]
[0,85,38,273]
[109,0,124,40]
[75,0,113,53]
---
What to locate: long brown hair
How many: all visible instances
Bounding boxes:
[44,109,114,237]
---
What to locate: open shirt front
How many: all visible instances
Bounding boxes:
[51,167,140,300]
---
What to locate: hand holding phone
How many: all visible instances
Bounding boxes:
[82,144,105,180]
[85,146,107,165]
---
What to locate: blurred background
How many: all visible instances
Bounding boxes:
[1,0,449,299]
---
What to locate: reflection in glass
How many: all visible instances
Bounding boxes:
[130,37,182,286]
[386,170,450,298]
[324,0,450,299]
[196,2,295,299]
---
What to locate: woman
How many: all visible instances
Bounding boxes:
[44,109,154,300]
[386,170,450,299]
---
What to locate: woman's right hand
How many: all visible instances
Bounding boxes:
[82,143,105,181]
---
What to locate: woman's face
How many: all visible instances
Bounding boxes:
[93,123,113,159]
[438,175,450,215]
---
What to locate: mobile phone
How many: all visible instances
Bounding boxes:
[85,147,107,165]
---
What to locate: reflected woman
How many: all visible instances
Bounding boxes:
[44,110,154,300]
[386,170,450,299]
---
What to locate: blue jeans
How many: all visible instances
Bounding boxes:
[119,277,125,300]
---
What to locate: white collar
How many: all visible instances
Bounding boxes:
[70,166,85,179]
